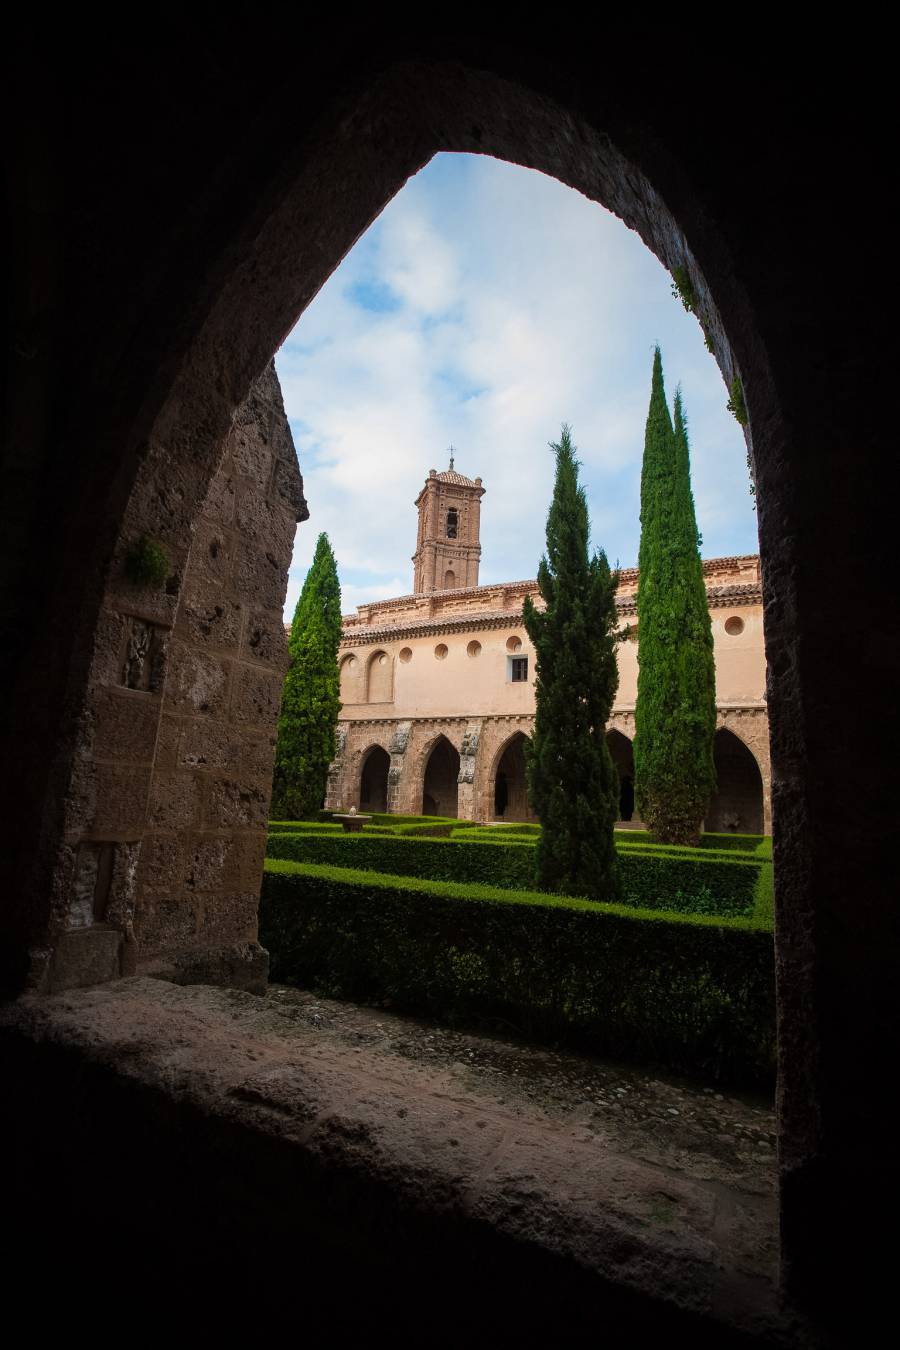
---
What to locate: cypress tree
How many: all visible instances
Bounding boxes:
[634,350,717,844]
[523,426,621,900]
[271,532,343,819]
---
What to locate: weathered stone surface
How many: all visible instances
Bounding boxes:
[242,610,288,666]
[0,980,786,1340]
[204,778,269,829]
[153,712,182,769]
[177,597,243,651]
[229,664,283,727]
[183,834,266,892]
[232,540,289,610]
[179,718,242,772]
[240,732,278,778]
[148,769,202,831]
[91,765,152,834]
[47,929,123,990]
[165,640,231,719]
[92,688,161,761]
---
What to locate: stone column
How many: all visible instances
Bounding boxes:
[457,721,482,821]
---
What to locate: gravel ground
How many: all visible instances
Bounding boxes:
[266,984,776,1195]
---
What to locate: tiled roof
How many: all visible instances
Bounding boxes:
[434,469,481,488]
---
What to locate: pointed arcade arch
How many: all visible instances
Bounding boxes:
[493,732,535,822]
[359,745,390,814]
[422,736,460,817]
[705,728,764,835]
[606,729,637,824]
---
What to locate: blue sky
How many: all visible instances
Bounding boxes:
[275,153,758,617]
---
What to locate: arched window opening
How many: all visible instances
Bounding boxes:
[606,729,638,824]
[705,728,764,834]
[444,570,456,589]
[339,654,359,704]
[447,508,458,539]
[360,745,390,814]
[366,650,393,703]
[493,732,534,822]
[422,736,460,817]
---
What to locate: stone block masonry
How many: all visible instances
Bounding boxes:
[133,365,306,990]
[39,364,306,994]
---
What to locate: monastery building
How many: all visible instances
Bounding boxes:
[325,460,770,832]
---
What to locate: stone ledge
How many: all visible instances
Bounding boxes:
[0,978,799,1343]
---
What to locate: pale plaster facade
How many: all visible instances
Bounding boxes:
[325,465,770,833]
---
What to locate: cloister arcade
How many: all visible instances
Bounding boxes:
[343,721,765,833]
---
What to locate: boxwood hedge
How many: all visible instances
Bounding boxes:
[260,859,775,1086]
[265,830,767,919]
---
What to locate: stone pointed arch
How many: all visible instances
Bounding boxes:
[490,729,534,822]
[705,727,765,836]
[606,728,637,825]
[359,744,390,814]
[421,734,461,818]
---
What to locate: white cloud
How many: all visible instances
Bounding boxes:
[277,153,757,616]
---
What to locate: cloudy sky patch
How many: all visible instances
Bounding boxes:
[275,153,758,617]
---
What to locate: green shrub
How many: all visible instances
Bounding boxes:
[393,823,457,838]
[265,831,766,919]
[268,821,396,836]
[260,860,775,1086]
[368,813,458,827]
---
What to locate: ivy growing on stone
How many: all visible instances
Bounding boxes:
[271,532,343,820]
[727,374,748,425]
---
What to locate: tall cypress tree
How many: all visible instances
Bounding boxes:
[634,350,717,844]
[271,532,343,820]
[523,426,621,900]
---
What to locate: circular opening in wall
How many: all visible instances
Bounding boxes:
[398,647,412,663]
[467,640,482,658]
[434,643,448,660]
[725,616,745,636]
[506,636,522,653]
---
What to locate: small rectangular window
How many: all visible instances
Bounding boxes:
[509,656,528,682]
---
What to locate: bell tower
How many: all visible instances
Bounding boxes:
[412,451,485,593]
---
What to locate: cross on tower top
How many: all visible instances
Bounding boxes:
[447,446,455,471]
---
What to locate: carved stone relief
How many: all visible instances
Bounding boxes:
[121,617,168,692]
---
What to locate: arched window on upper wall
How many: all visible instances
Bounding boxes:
[366,650,393,703]
[339,654,360,704]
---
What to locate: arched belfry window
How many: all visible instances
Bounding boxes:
[447,508,458,539]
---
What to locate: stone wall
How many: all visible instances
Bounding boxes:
[134,364,305,988]
[38,364,304,994]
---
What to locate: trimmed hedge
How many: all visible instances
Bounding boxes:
[368,813,458,827]
[260,860,775,1086]
[265,831,767,919]
[268,821,397,836]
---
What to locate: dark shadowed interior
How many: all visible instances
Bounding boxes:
[2,19,895,1343]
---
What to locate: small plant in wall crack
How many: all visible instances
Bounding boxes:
[670,264,697,314]
[727,375,748,427]
[671,264,716,354]
[124,534,170,588]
